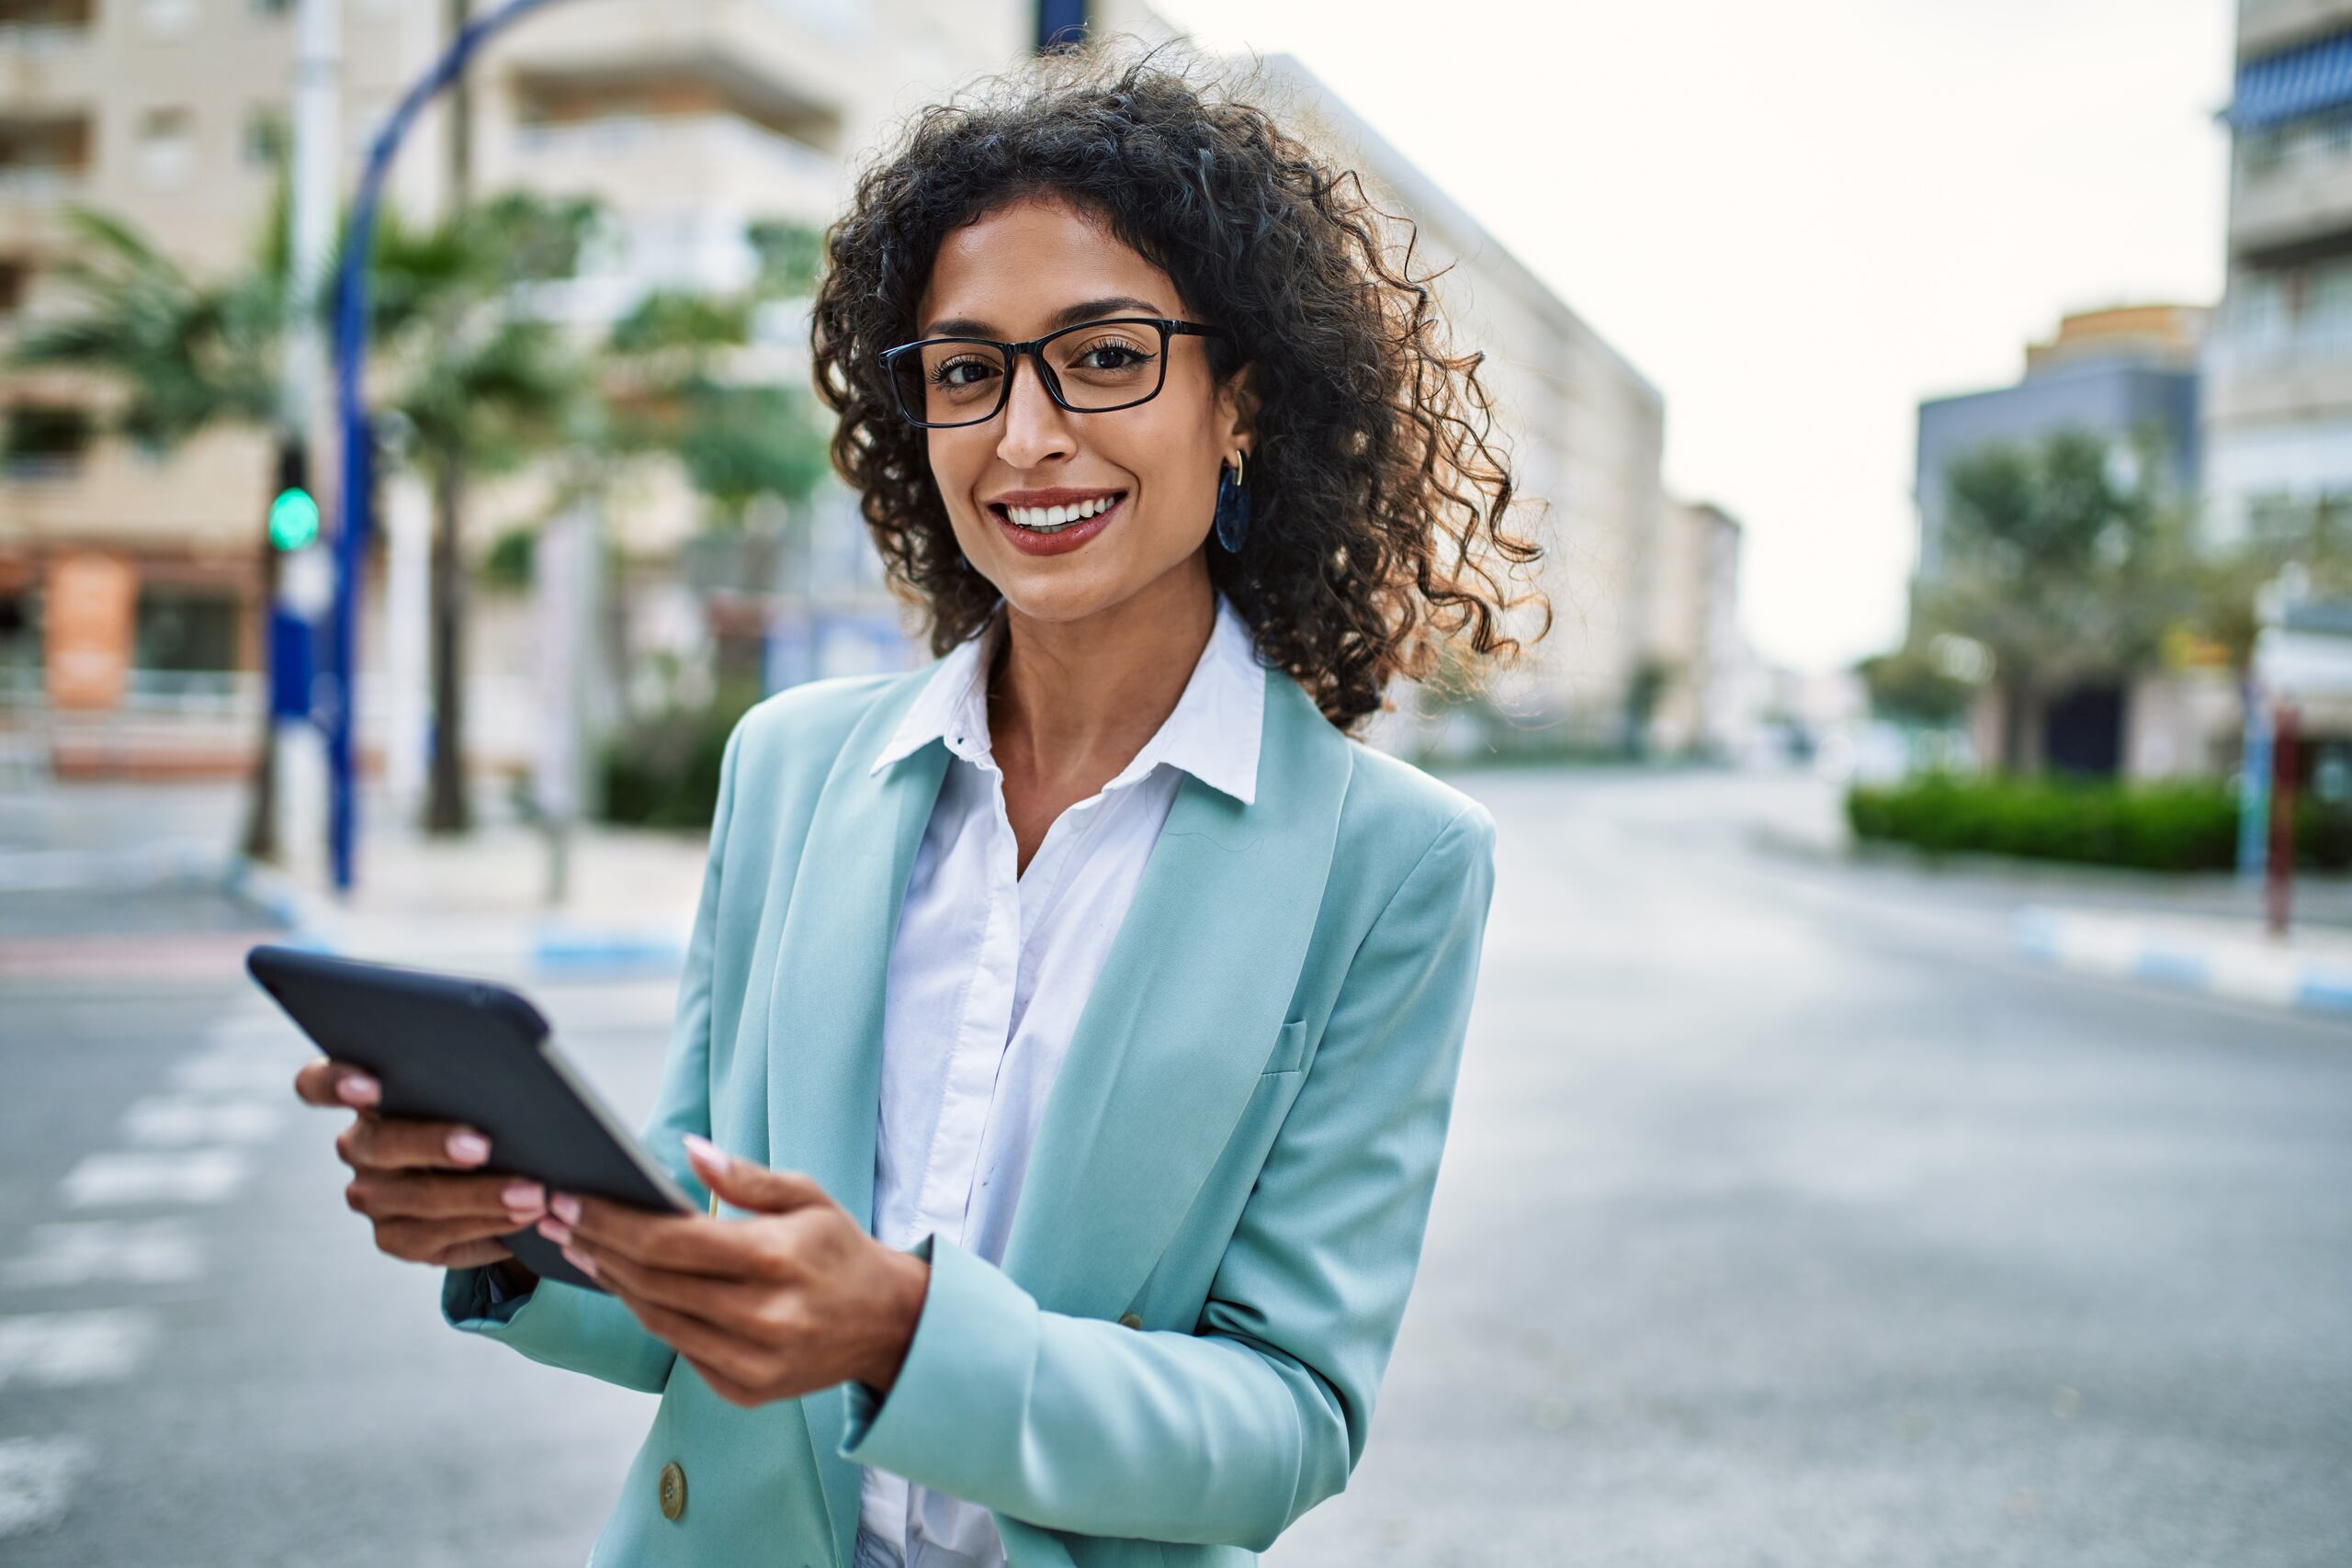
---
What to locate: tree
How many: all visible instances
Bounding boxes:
[14,187,601,849]
[1908,426,2197,775]
[12,204,286,857]
[363,192,601,834]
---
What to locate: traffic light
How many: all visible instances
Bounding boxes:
[269,438,321,551]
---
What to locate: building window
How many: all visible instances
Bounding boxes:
[0,591,37,686]
[133,586,241,675]
[141,0,198,36]
[1,404,93,480]
[250,0,292,14]
[137,106,196,188]
[243,106,287,169]
[0,115,92,191]
[0,258,27,316]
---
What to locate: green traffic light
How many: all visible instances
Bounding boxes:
[269,486,321,551]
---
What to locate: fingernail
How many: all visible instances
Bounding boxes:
[502,1181,544,1212]
[562,1246,598,1279]
[338,1075,379,1106]
[549,1192,580,1224]
[683,1133,726,1173]
[537,1216,572,1244]
[447,1130,491,1164]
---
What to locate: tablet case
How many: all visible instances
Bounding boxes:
[246,943,696,1294]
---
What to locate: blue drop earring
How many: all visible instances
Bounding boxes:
[1213,449,1251,553]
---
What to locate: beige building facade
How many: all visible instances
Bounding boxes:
[2206,0,2352,552]
[0,0,1035,779]
[1221,51,1681,757]
[5,2,1706,782]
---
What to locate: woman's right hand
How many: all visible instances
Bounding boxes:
[292,1058,548,1277]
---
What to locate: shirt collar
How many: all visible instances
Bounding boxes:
[868,591,1265,806]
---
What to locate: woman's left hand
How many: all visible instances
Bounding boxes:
[537,1133,931,1407]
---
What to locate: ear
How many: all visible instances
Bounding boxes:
[1215,361,1261,462]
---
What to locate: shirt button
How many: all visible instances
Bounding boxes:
[1118,1312,1144,1329]
[658,1459,687,1521]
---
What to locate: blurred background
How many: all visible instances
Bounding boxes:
[1,0,2347,1563]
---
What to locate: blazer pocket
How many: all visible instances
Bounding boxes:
[1261,1017,1311,1077]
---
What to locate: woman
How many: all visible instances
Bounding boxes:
[294,40,1545,1568]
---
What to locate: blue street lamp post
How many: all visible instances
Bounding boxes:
[322,0,568,891]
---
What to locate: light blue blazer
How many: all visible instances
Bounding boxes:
[442,652,1498,1568]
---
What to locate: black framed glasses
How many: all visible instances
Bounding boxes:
[879,316,1231,429]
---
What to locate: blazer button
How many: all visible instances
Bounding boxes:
[1118,1312,1144,1329]
[658,1460,687,1521]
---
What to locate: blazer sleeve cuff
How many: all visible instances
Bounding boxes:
[837,1234,1039,1487]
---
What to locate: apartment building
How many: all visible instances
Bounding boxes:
[1916,304,2205,585]
[1226,51,1679,756]
[0,0,1029,780]
[1645,497,1748,761]
[2208,0,2352,555]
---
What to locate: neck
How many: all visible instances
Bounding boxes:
[989,558,1216,787]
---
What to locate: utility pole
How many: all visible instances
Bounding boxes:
[245,0,339,869]
[425,0,475,833]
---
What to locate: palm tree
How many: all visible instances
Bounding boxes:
[11,205,288,857]
[362,192,599,832]
[14,186,599,852]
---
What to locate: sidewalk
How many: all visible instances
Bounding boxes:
[1729,781,2352,1019]
[230,816,710,982]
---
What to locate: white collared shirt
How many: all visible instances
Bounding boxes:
[851,592,1266,1568]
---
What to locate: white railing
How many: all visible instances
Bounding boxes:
[0,167,85,201]
[513,114,836,184]
[2242,107,2352,186]
[0,21,93,54]
[2211,312,2352,372]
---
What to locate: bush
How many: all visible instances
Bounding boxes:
[598,680,762,830]
[1844,773,2352,873]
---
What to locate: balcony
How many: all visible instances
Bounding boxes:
[2207,316,2352,425]
[492,0,854,142]
[505,111,843,224]
[2233,118,2352,257]
[2241,0,2352,61]
[0,110,89,249]
[0,3,96,103]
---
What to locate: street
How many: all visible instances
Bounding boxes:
[1,769,2346,1566]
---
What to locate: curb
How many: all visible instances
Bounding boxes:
[2012,907,2352,1020]
[219,854,686,982]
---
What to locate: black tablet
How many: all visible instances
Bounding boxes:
[246,943,697,1294]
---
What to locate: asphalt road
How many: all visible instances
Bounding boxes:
[1,769,2346,1566]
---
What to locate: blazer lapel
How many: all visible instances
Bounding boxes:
[755,673,947,1568]
[998,669,1351,1321]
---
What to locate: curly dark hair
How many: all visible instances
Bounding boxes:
[809,37,1548,732]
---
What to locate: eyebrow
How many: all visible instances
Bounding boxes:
[923,295,1165,339]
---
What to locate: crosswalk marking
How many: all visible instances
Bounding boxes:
[119,1096,284,1147]
[0,1310,155,1390]
[0,1436,91,1540]
[1,1221,206,1288]
[169,1048,304,1097]
[60,1149,251,1209]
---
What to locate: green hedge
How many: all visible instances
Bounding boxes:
[1844,773,2352,873]
[599,681,762,830]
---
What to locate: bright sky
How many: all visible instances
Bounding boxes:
[1151,0,2236,674]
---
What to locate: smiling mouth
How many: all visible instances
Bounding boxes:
[990,492,1126,533]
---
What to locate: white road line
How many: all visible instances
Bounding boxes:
[1,1221,207,1288]
[60,1149,251,1209]
[0,1436,92,1540]
[168,1049,303,1096]
[0,1310,156,1390]
[119,1096,285,1146]
[204,1015,303,1048]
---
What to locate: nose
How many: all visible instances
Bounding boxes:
[994,353,1075,469]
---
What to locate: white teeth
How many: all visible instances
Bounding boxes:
[1004,494,1119,531]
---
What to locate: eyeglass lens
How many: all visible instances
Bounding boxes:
[891,320,1169,426]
